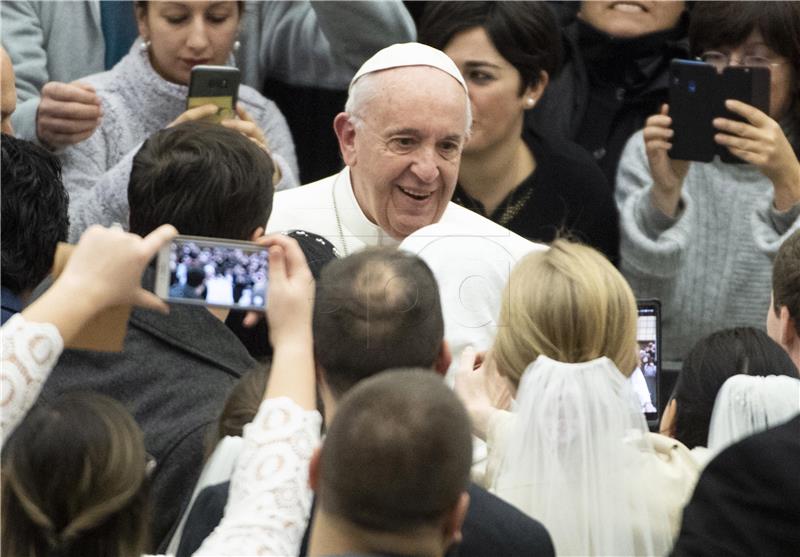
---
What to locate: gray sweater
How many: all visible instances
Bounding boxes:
[616,130,800,363]
[61,43,299,242]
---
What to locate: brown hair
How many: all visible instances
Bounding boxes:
[773,229,800,333]
[493,239,638,388]
[319,369,472,532]
[2,393,150,557]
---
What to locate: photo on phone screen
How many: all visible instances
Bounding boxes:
[632,300,661,423]
[155,236,268,311]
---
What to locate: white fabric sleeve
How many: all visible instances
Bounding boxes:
[1,314,64,448]
[240,1,416,90]
[193,396,322,556]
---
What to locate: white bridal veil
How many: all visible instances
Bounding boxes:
[493,356,674,556]
[708,374,800,455]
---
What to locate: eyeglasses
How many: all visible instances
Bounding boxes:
[699,51,784,71]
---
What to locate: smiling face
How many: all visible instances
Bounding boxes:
[579,1,685,38]
[136,1,240,85]
[444,27,541,155]
[336,66,469,240]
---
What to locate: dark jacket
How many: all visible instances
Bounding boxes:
[178,481,555,557]
[526,16,689,187]
[39,303,256,553]
[671,415,800,556]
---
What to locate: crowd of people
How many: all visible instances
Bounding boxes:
[1,1,799,556]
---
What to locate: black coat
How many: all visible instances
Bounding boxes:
[178,481,555,557]
[671,415,800,556]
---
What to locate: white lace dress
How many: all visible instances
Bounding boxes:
[1,314,322,556]
[1,314,63,447]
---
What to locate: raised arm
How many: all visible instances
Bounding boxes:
[195,234,319,556]
[240,1,415,90]
[1,224,177,446]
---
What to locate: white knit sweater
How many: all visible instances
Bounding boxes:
[616,130,800,363]
[61,44,299,242]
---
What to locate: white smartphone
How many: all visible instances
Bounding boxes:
[154,235,268,310]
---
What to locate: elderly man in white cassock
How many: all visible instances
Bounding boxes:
[266,42,533,256]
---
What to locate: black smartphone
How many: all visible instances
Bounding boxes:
[669,59,770,163]
[668,60,718,162]
[155,235,268,311]
[635,300,661,426]
[187,65,240,123]
[717,65,770,163]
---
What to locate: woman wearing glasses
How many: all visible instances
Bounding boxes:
[616,1,800,365]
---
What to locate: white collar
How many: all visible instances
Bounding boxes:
[332,168,400,255]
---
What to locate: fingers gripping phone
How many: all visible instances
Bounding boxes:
[668,60,770,163]
[155,235,268,311]
[187,65,240,124]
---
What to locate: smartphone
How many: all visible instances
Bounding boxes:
[155,235,268,311]
[668,60,718,162]
[633,300,661,425]
[669,59,770,163]
[717,66,770,163]
[187,65,240,124]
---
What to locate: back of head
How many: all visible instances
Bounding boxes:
[773,229,800,333]
[493,239,638,388]
[674,327,798,449]
[1,133,69,295]
[418,1,562,90]
[1,393,149,557]
[313,248,444,398]
[708,374,800,454]
[214,365,269,443]
[319,369,472,534]
[128,121,274,239]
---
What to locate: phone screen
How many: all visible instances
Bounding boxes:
[633,301,661,422]
[159,237,268,311]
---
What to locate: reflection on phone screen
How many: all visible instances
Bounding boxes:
[168,240,268,310]
[633,305,659,416]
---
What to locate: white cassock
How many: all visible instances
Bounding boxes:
[266,167,534,256]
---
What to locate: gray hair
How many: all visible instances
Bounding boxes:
[344,70,472,136]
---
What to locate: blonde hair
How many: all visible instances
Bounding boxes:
[494,240,638,387]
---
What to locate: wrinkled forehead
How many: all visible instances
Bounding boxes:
[362,67,469,131]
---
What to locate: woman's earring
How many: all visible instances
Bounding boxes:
[526,97,536,108]
[233,40,241,53]
[139,39,151,52]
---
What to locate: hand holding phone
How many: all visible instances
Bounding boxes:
[668,60,770,163]
[155,236,270,311]
[643,104,690,217]
[186,65,240,124]
[712,100,800,210]
[262,234,315,350]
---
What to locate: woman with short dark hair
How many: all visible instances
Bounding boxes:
[617,1,800,364]
[419,2,620,264]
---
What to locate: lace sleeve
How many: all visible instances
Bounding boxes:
[194,397,322,556]
[1,314,64,447]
